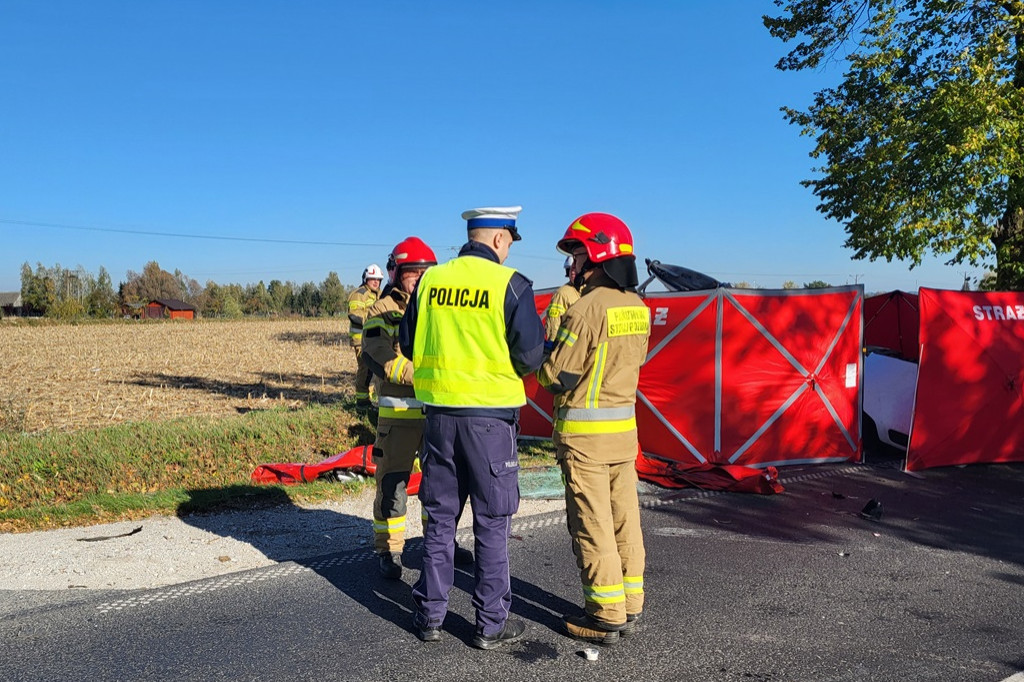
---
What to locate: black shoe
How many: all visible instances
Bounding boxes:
[471,618,526,650]
[415,624,442,643]
[378,552,402,580]
[453,543,474,566]
[619,611,642,638]
[355,398,372,408]
[563,614,622,646]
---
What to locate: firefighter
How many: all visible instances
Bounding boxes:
[537,212,651,646]
[399,206,545,649]
[360,237,472,579]
[347,264,384,406]
[544,255,581,350]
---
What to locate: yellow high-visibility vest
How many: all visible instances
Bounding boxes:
[412,256,525,408]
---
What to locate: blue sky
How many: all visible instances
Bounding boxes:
[0,1,985,294]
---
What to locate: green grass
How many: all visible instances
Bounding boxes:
[0,406,557,532]
[0,404,374,531]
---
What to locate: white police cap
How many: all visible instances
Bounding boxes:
[462,205,522,241]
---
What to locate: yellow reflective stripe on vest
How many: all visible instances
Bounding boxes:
[416,355,517,373]
[624,575,644,594]
[582,583,626,605]
[586,341,608,408]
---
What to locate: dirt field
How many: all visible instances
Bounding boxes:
[0,318,357,433]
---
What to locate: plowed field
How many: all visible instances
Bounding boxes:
[0,318,356,433]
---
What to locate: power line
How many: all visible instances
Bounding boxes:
[0,218,395,248]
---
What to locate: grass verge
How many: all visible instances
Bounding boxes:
[0,407,558,532]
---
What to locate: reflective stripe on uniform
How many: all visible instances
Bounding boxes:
[555,402,636,434]
[557,405,635,421]
[388,356,409,383]
[582,583,626,605]
[548,303,567,317]
[555,416,636,434]
[556,326,577,347]
[378,406,424,420]
[586,341,608,408]
[378,395,423,409]
[363,317,397,334]
[624,575,644,595]
[373,516,406,534]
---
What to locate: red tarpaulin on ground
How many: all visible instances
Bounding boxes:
[525,286,863,489]
[251,445,423,494]
[907,289,1024,471]
[864,290,919,361]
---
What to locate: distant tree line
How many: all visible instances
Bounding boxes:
[17,260,355,320]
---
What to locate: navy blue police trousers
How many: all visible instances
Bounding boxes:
[412,411,520,636]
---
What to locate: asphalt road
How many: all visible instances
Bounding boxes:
[2,459,1023,682]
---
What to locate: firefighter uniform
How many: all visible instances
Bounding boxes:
[347,267,382,403]
[362,288,423,557]
[399,206,545,648]
[544,281,581,344]
[538,212,650,645]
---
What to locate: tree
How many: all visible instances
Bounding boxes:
[804,280,832,289]
[765,1,1024,289]
[267,279,292,314]
[782,280,799,289]
[242,281,273,316]
[20,262,49,315]
[121,261,185,303]
[174,269,204,304]
[293,281,321,316]
[320,271,346,316]
[86,266,118,318]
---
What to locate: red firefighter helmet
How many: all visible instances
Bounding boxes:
[557,213,634,264]
[387,236,437,284]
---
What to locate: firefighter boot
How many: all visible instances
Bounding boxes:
[563,614,623,646]
[378,551,402,580]
[619,611,642,638]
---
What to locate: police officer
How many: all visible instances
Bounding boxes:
[347,264,384,406]
[544,255,582,350]
[537,213,650,646]
[361,238,473,579]
[399,206,544,649]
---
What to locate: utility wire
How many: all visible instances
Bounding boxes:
[0,218,395,248]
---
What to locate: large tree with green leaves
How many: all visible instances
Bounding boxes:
[765,1,1024,289]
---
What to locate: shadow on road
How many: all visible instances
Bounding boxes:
[655,457,1024,569]
[175,484,573,649]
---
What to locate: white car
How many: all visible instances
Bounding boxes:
[862,350,918,452]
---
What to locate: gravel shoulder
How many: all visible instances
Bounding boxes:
[0,488,566,591]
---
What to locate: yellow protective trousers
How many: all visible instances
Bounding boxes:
[372,420,425,554]
[558,444,646,626]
